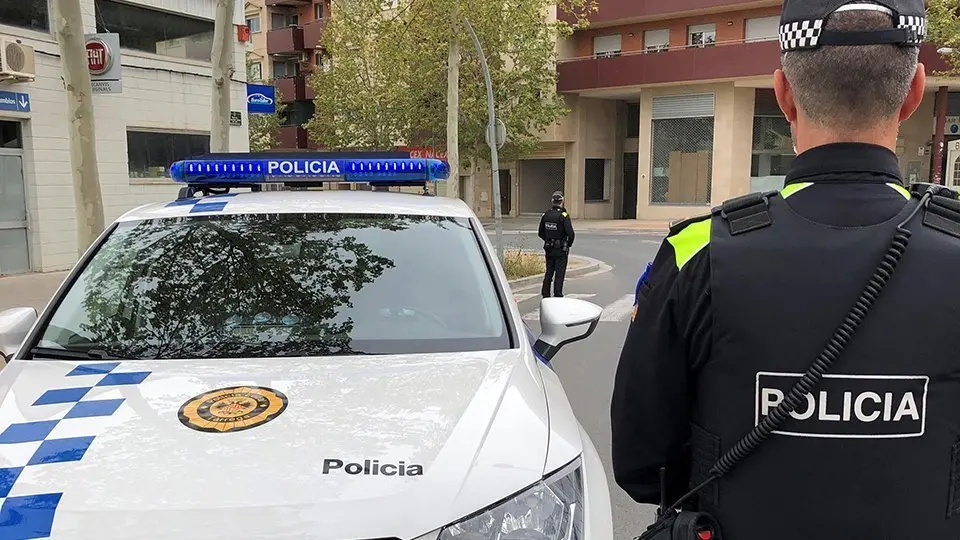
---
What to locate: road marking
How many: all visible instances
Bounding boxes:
[514,293,539,303]
[600,294,636,322]
[521,293,597,321]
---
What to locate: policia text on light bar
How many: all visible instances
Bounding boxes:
[169,157,451,185]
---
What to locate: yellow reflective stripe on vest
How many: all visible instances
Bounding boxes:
[667,219,710,271]
[781,182,813,199]
[886,183,910,200]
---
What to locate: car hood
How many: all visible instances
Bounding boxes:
[0,350,550,539]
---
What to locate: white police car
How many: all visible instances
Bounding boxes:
[0,154,613,540]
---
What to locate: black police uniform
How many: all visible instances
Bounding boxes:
[538,205,575,297]
[612,3,952,537]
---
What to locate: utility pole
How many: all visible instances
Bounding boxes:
[463,17,503,263]
[445,8,460,200]
[52,0,104,255]
[211,0,236,152]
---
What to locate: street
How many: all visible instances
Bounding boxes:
[493,226,665,539]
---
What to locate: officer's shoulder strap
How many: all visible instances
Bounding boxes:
[910,183,960,239]
[709,190,779,236]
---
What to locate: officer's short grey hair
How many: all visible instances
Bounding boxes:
[781,3,919,133]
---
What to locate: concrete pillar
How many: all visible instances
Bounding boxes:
[932,86,949,184]
[712,85,756,203]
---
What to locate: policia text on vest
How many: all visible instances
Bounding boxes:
[538,197,575,298]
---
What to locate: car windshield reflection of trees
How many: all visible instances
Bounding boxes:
[39,213,502,360]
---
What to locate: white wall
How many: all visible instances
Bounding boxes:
[0,0,249,272]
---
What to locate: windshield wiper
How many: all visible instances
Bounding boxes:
[28,346,142,361]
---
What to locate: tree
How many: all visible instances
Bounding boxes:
[248,87,288,152]
[926,0,960,75]
[307,0,595,166]
[52,0,105,255]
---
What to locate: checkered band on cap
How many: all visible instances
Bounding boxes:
[779,19,825,52]
[898,14,926,45]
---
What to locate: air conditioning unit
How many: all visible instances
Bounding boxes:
[0,39,36,81]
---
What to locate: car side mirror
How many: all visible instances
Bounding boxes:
[0,307,38,364]
[534,298,603,361]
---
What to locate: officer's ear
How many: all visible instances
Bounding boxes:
[898,62,926,123]
[773,69,798,124]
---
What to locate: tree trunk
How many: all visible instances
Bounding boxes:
[445,11,460,200]
[211,0,236,153]
[52,0,104,256]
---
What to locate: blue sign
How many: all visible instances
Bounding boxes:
[246,84,275,114]
[0,91,30,113]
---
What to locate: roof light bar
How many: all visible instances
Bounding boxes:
[170,157,450,185]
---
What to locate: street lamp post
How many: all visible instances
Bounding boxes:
[462,17,504,264]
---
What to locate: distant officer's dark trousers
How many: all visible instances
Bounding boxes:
[542,252,568,297]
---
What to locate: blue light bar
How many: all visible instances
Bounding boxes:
[169,157,450,184]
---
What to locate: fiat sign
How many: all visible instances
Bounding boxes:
[84,33,122,94]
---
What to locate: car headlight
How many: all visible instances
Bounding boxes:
[438,460,583,540]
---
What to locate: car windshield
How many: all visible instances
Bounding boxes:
[33,213,511,359]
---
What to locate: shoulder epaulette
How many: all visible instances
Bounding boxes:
[668,213,711,237]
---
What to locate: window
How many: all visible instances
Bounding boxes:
[626,103,640,138]
[650,94,715,205]
[0,0,49,32]
[750,116,795,192]
[644,29,670,53]
[315,2,324,19]
[593,34,622,58]
[246,15,261,33]
[282,101,316,127]
[745,16,779,42]
[687,24,716,48]
[247,62,262,81]
[273,60,299,78]
[31,214,510,359]
[126,130,210,178]
[97,0,215,62]
[0,121,23,149]
[584,159,608,201]
[272,12,299,29]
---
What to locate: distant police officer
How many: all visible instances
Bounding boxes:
[538,191,575,297]
[612,1,960,539]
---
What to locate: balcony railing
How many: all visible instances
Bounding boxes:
[559,0,777,27]
[267,26,305,56]
[304,18,328,50]
[266,0,311,6]
[557,38,781,92]
[275,76,306,102]
[277,126,309,149]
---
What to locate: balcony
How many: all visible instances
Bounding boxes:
[266,0,311,6]
[277,126,309,149]
[558,41,952,93]
[560,0,777,27]
[267,26,304,56]
[558,39,781,92]
[303,18,328,50]
[275,76,306,102]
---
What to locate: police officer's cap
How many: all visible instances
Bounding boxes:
[779,0,925,53]
[551,191,564,203]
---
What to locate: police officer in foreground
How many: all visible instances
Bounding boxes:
[612,1,960,538]
[538,191,575,297]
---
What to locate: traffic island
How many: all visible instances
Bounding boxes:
[505,250,603,289]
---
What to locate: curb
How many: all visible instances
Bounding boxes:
[506,253,603,289]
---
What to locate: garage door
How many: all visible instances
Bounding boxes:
[519,159,565,214]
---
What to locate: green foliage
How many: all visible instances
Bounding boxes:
[248,85,288,152]
[926,0,960,75]
[307,0,596,163]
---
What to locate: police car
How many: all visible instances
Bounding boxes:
[0,154,613,540]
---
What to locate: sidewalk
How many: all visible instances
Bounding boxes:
[0,271,68,313]
[480,216,671,233]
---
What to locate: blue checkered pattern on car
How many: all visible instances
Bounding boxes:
[0,362,151,540]
[164,193,237,213]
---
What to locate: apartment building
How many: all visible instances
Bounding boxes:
[466,0,960,221]
[244,0,328,149]
[0,0,250,274]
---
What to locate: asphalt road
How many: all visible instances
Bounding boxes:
[489,227,665,540]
